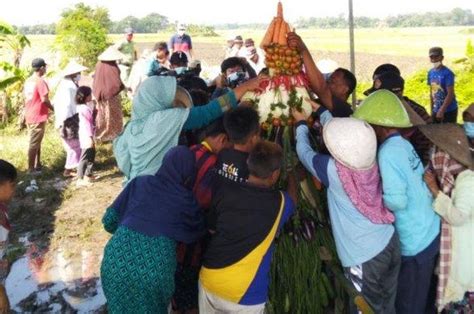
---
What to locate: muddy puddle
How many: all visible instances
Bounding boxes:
[6,235,106,313]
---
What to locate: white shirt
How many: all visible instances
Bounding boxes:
[228,46,245,58]
[52,78,77,129]
[247,55,266,75]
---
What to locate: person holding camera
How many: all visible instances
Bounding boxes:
[211,57,257,99]
[146,42,170,77]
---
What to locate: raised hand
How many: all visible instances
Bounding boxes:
[291,108,307,123]
[287,32,307,52]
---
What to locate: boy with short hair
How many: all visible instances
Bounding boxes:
[215,107,260,183]
[190,118,229,208]
[0,159,17,311]
[199,141,295,313]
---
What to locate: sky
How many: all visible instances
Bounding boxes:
[3,0,474,26]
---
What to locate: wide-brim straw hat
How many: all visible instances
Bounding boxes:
[173,86,193,108]
[419,123,473,169]
[400,98,426,126]
[62,60,88,77]
[98,47,126,61]
[463,103,474,120]
[323,117,377,170]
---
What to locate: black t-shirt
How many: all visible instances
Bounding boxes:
[204,180,287,268]
[215,148,249,183]
[200,180,294,305]
[330,96,353,117]
[315,95,353,118]
[310,96,353,155]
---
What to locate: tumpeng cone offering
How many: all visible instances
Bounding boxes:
[242,1,313,126]
[255,2,374,313]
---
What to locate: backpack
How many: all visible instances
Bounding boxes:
[61,113,79,140]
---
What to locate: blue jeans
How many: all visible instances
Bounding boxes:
[396,235,440,314]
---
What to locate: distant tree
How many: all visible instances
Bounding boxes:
[111,15,140,33]
[355,17,378,28]
[164,23,218,37]
[94,6,112,31]
[55,3,109,68]
[139,13,169,33]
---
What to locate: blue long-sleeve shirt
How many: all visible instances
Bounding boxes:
[146,59,162,77]
[295,110,394,267]
[183,90,237,130]
[378,133,440,256]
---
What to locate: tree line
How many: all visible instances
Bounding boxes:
[14,5,214,35]
[294,8,474,29]
[14,7,474,34]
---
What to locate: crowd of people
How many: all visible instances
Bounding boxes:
[0,26,473,313]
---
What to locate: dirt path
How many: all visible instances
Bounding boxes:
[6,162,122,312]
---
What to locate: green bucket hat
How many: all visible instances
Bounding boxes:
[353,90,412,128]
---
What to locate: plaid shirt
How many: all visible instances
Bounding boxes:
[430,148,466,310]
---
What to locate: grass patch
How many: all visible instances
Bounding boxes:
[355,66,474,122]
[0,123,64,179]
[1,118,119,268]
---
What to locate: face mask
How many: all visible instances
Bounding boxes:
[432,61,442,69]
[74,74,81,83]
[464,122,474,138]
[178,30,185,36]
[175,67,187,75]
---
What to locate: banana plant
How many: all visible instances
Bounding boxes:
[0,21,31,68]
[0,61,30,91]
[0,21,31,123]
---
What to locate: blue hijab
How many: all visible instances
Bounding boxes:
[110,146,205,243]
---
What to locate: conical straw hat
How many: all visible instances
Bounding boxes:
[419,123,473,169]
[62,60,88,76]
[98,47,126,61]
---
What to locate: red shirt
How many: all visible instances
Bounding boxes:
[24,76,50,124]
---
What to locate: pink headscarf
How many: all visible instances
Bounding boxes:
[335,162,395,224]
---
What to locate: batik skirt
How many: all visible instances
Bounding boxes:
[101,226,176,314]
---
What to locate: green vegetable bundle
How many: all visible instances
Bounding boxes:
[264,125,371,314]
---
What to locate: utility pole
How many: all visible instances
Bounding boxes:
[348,0,356,109]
